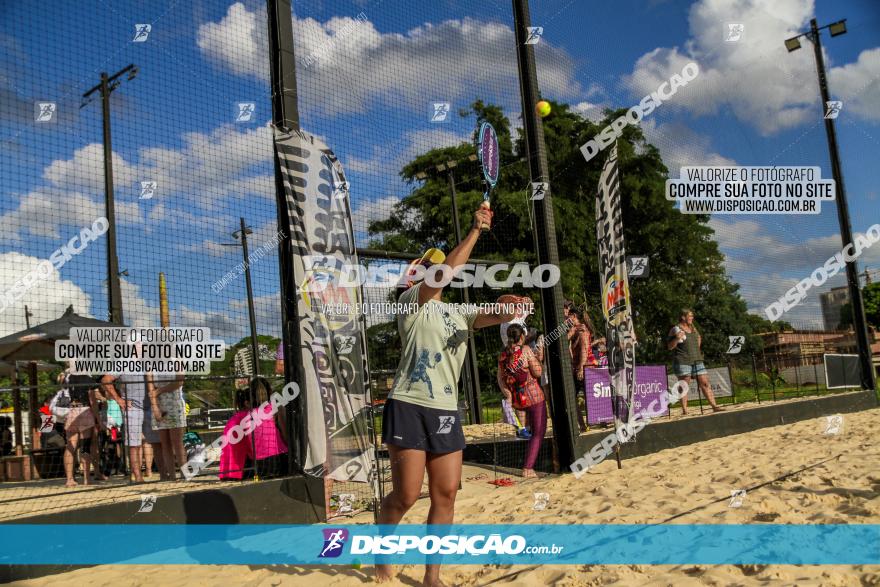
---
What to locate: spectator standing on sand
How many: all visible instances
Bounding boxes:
[667,308,724,415]
[498,324,546,478]
[568,307,596,431]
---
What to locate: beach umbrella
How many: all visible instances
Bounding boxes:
[0,305,120,452]
[0,305,120,362]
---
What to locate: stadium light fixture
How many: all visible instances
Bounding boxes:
[784,36,801,52]
[468,153,478,162]
[435,163,447,172]
[829,19,847,36]
[414,171,428,180]
[445,160,458,168]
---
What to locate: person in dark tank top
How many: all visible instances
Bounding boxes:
[667,308,724,415]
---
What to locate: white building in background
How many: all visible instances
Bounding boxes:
[820,286,849,331]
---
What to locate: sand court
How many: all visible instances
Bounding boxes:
[9,405,879,586]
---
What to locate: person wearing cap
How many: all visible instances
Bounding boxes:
[376,205,521,587]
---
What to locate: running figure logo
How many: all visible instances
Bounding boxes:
[823,414,844,435]
[35,102,56,122]
[728,489,746,508]
[140,181,157,200]
[437,415,455,434]
[319,528,349,558]
[133,24,151,42]
[138,494,157,513]
[725,23,744,42]
[824,101,843,119]
[236,102,255,122]
[626,256,649,278]
[531,182,548,201]
[727,336,744,354]
[525,26,543,44]
[408,350,442,398]
[431,102,451,123]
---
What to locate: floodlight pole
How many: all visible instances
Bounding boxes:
[807,18,876,390]
[513,0,579,468]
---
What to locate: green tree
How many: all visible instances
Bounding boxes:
[367,100,764,396]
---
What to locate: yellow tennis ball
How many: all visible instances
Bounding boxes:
[536,100,551,118]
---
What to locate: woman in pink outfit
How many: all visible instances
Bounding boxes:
[218,390,249,480]
[247,377,289,478]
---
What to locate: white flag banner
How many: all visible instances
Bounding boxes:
[274,128,376,492]
[595,143,637,442]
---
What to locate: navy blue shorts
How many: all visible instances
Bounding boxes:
[382,398,465,453]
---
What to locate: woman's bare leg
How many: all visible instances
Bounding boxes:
[142,442,153,478]
[697,373,722,410]
[376,445,426,582]
[423,450,462,587]
[678,375,692,414]
[79,431,92,486]
[90,430,107,480]
[170,428,186,476]
[64,430,80,487]
[129,446,144,483]
[158,431,171,480]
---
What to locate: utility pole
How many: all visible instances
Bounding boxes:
[83,64,138,325]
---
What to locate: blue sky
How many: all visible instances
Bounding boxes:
[0,0,878,342]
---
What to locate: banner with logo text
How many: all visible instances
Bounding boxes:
[595,143,637,441]
[275,128,376,491]
[1,524,877,565]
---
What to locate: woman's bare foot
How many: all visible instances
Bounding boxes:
[711,405,725,413]
[681,408,688,416]
[65,478,77,488]
[93,473,108,481]
[376,564,395,583]
[422,577,449,587]
[522,469,538,479]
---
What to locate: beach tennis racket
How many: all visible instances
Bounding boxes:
[477,122,500,232]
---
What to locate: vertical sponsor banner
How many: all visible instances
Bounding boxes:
[595,143,637,441]
[273,128,376,493]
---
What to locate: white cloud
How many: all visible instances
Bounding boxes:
[2,122,273,246]
[197,4,582,116]
[625,0,880,134]
[196,2,268,79]
[710,217,880,325]
[0,252,93,337]
[572,101,606,123]
[828,48,880,122]
[642,119,736,172]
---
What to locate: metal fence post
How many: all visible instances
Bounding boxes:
[727,358,736,405]
[752,353,761,404]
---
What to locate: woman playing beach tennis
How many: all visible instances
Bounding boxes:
[376,205,522,587]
